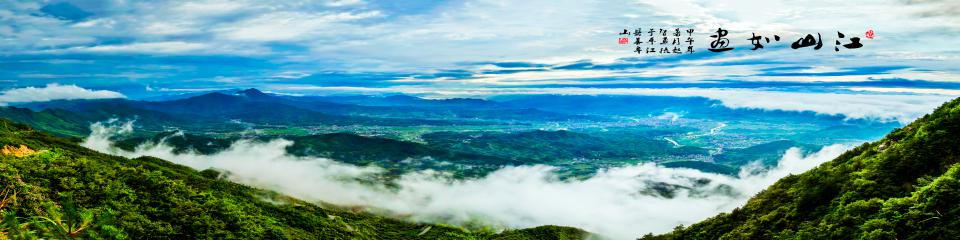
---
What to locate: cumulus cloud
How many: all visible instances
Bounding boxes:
[0,84,125,105]
[83,120,847,239]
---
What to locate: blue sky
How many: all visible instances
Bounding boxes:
[1,0,960,122]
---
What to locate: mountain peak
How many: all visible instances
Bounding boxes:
[237,88,270,99]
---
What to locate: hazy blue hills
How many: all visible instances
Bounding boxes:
[15,89,598,129]
[15,90,469,129]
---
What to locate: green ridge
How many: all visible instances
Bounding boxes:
[644,98,960,239]
[0,118,587,239]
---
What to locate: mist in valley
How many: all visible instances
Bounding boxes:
[83,120,847,239]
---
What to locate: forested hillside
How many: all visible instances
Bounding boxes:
[0,119,587,239]
[644,98,960,239]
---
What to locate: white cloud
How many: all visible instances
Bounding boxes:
[72,18,117,28]
[158,87,231,92]
[2,0,958,122]
[69,41,209,54]
[173,0,249,16]
[0,84,125,105]
[17,72,154,79]
[215,11,382,42]
[140,22,199,35]
[326,0,365,7]
[83,120,848,239]
[849,87,960,96]
[271,71,312,79]
[3,0,959,70]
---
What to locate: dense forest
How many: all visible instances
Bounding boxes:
[0,118,588,239]
[643,97,960,239]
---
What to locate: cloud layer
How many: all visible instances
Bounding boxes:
[1,0,958,93]
[0,83,125,105]
[84,120,848,239]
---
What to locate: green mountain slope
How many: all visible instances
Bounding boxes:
[0,119,586,239]
[0,106,90,137]
[643,98,960,239]
[422,130,708,163]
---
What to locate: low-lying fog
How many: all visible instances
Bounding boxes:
[84,120,846,239]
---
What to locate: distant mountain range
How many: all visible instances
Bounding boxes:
[10,89,598,136]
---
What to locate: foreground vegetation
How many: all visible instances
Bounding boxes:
[0,118,587,239]
[644,98,960,239]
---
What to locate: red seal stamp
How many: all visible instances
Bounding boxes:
[865,29,874,39]
[618,37,629,44]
